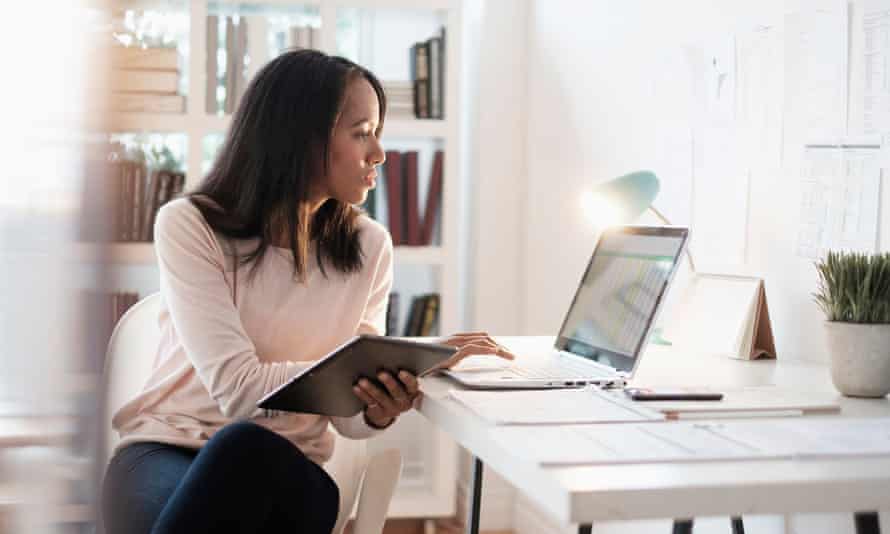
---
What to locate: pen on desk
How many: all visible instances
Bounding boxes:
[664,410,804,421]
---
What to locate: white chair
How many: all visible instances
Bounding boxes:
[102,292,402,534]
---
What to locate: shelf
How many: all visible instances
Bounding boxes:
[78,242,441,265]
[74,242,156,264]
[195,114,446,138]
[384,117,447,138]
[107,112,189,132]
[393,246,444,264]
[209,0,454,8]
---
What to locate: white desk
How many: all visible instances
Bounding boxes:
[416,336,890,534]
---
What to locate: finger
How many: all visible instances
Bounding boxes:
[412,391,424,410]
[378,372,411,407]
[438,342,503,369]
[397,370,420,395]
[448,331,489,338]
[352,385,377,408]
[359,378,399,414]
[494,344,517,360]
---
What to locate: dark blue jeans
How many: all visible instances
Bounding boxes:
[102,421,340,534]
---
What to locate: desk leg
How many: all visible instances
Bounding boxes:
[672,519,694,534]
[731,516,745,534]
[466,456,484,534]
[854,512,881,534]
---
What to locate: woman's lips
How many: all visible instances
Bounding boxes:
[364,172,377,187]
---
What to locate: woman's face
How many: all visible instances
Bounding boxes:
[316,77,385,206]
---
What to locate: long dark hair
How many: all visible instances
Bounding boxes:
[190,49,387,282]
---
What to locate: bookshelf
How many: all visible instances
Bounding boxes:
[90,0,469,522]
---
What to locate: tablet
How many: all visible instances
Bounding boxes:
[257,335,457,417]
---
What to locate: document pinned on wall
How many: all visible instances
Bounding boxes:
[795,143,881,258]
[736,24,785,170]
[783,0,848,142]
[862,0,890,135]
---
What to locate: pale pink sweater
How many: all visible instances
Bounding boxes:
[113,198,393,464]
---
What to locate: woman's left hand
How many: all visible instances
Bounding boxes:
[353,369,420,429]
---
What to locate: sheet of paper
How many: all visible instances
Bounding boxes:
[796,144,881,258]
[448,387,663,426]
[736,24,785,171]
[862,0,890,135]
[491,418,890,466]
[624,386,840,415]
[492,422,778,467]
[783,0,848,141]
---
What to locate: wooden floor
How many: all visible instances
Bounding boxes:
[344,518,512,534]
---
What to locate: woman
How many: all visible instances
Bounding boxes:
[102,49,513,534]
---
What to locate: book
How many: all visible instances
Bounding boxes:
[404,295,426,337]
[660,273,777,360]
[244,16,268,86]
[385,292,400,336]
[420,150,444,245]
[428,35,443,119]
[110,93,186,113]
[384,150,403,245]
[411,42,430,118]
[419,293,439,336]
[131,162,146,241]
[234,18,249,106]
[142,170,165,241]
[111,47,178,70]
[206,15,219,113]
[403,151,421,246]
[224,16,237,114]
[111,70,179,94]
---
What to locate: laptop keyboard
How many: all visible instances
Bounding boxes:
[510,360,614,380]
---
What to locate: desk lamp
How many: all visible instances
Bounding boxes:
[581,169,696,272]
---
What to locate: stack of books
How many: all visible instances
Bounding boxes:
[385,292,440,337]
[377,149,443,246]
[111,160,186,242]
[383,81,414,118]
[409,28,445,119]
[286,25,321,50]
[110,46,184,113]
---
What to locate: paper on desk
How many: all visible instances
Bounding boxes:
[492,422,773,466]
[624,386,841,415]
[448,387,664,425]
[491,417,890,466]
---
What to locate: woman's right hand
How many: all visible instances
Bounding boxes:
[433,332,517,371]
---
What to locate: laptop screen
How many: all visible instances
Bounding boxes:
[554,226,688,373]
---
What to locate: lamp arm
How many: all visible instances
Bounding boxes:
[646,206,697,273]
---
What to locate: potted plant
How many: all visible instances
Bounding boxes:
[814,251,890,397]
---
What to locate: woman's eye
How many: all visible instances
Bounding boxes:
[356,131,371,140]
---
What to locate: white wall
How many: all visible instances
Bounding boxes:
[469,0,890,532]
[510,0,890,359]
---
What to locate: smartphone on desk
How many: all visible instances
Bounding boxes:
[624,387,724,401]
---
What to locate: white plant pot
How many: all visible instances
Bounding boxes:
[824,322,890,398]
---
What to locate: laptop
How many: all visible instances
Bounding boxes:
[442,225,689,389]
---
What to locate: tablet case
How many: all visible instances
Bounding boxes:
[257,335,457,417]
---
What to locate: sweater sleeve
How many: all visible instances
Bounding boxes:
[155,201,307,419]
[331,222,394,439]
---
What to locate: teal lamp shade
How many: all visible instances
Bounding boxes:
[585,170,661,225]
[584,170,673,346]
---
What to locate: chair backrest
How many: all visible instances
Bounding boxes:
[102,292,162,467]
[100,291,380,534]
